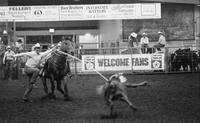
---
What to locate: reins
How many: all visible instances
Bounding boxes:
[48,50,67,67]
[56,50,109,82]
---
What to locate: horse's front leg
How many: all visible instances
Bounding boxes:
[41,77,49,99]
[49,75,56,99]
[57,79,64,95]
[63,76,72,101]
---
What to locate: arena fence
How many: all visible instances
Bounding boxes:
[0,45,199,80]
[75,46,200,74]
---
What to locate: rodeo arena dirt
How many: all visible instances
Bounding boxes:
[0,45,200,123]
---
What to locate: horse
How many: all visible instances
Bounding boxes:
[41,40,74,101]
[96,73,148,117]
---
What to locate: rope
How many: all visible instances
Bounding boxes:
[57,50,109,81]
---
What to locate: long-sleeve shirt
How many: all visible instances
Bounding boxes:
[14,49,53,68]
[3,50,15,64]
[158,35,166,45]
[140,37,149,45]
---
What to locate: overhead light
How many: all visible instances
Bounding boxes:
[197,4,200,6]
[3,30,8,35]
[49,28,55,33]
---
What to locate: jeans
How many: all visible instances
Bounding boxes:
[4,60,14,80]
[25,66,40,84]
[153,43,165,51]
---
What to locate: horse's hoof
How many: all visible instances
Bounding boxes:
[64,96,72,101]
[67,74,74,79]
[41,94,49,100]
[51,95,56,100]
[22,98,33,103]
[48,93,56,100]
[110,113,118,119]
[100,113,117,119]
[131,106,138,112]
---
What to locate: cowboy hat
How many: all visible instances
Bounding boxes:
[158,31,165,35]
[57,42,61,46]
[142,32,147,36]
[50,44,55,48]
[130,32,137,38]
[6,45,11,49]
[34,43,41,48]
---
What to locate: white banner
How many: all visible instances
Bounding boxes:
[82,54,165,72]
[60,5,85,20]
[0,3,161,22]
[0,7,8,20]
[30,6,59,21]
[131,54,152,70]
[8,6,32,21]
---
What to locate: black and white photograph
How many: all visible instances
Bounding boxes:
[0,0,200,123]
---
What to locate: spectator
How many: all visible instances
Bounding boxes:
[15,39,24,53]
[140,32,149,53]
[128,32,138,48]
[3,45,15,80]
[154,31,166,51]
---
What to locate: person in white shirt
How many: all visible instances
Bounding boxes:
[3,45,15,80]
[14,43,53,102]
[140,33,149,53]
[154,31,166,51]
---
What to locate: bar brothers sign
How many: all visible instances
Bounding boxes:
[82,54,164,71]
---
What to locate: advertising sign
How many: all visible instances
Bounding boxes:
[0,3,161,22]
[151,54,165,70]
[8,6,32,21]
[82,54,164,72]
[31,6,59,21]
[131,54,152,70]
[60,5,85,20]
[0,7,8,20]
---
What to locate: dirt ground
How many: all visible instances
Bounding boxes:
[0,73,200,123]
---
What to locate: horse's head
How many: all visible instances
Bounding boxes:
[59,40,74,55]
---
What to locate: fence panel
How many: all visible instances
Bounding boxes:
[1,45,199,80]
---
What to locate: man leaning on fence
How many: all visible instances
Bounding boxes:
[14,43,53,102]
[154,31,166,51]
[3,45,15,80]
[128,32,138,48]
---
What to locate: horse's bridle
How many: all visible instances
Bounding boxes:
[48,50,68,67]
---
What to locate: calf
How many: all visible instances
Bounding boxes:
[96,73,147,116]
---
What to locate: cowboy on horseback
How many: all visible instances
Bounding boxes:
[14,43,54,102]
